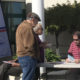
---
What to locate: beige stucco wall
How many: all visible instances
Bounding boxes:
[26,0,80,8]
[25,0,80,8]
[44,0,80,8]
[1,0,80,8]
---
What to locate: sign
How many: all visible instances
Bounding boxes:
[0,3,11,58]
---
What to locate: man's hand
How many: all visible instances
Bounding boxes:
[11,62,20,67]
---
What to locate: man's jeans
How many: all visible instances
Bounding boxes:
[18,56,37,80]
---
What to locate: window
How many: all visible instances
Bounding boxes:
[1,1,26,54]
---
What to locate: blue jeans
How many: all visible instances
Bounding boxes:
[18,56,37,80]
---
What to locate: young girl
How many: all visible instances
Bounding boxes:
[66,31,80,63]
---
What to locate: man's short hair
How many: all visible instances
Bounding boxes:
[27,12,41,21]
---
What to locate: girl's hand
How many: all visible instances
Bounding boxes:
[65,58,71,63]
[75,59,80,64]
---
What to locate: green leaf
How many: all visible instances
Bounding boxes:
[45,48,61,62]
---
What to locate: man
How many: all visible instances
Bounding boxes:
[16,12,41,80]
[66,31,80,80]
[0,59,22,80]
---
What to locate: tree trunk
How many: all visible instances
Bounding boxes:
[55,32,60,55]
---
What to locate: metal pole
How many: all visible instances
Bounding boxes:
[32,0,46,80]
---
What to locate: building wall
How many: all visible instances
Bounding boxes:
[46,31,73,58]
[1,0,80,8]
[24,0,80,8]
[44,0,80,8]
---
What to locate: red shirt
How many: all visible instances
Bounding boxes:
[68,41,80,59]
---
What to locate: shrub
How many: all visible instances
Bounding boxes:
[45,48,61,62]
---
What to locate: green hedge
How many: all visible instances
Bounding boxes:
[45,48,61,62]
